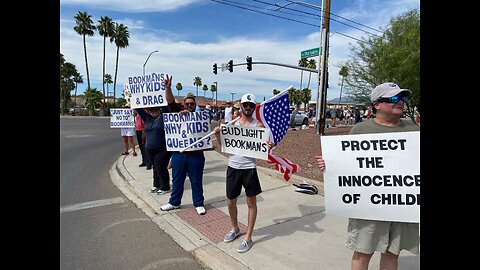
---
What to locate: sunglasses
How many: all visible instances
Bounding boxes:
[376,95,407,104]
[184,102,196,106]
[149,107,161,111]
[242,102,256,108]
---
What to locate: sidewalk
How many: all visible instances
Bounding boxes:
[109,148,420,270]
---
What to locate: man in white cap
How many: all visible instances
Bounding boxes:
[315,82,419,270]
[214,93,273,253]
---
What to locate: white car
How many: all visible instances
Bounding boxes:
[289,109,309,126]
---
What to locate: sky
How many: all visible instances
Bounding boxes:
[60,0,420,104]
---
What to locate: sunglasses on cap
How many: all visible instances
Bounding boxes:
[242,102,256,108]
[376,95,407,104]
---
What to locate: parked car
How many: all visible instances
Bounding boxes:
[289,108,309,126]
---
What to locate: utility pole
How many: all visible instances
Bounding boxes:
[317,0,331,135]
[275,0,331,135]
[213,81,218,108]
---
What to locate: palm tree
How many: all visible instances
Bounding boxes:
[338,66,349,105]
[301,88,312,110]
[298,58,308,93]
[60,55,78,115]
[97,16,115,109]
[84,87,103,115]
[73,11,96,90]
[110,23,130,106]
[104,73,113,104]
[175,82,183,97]
[288,87,296,107]
[193,77,202,97]
[202,84,208,97]
[73,72,83,106]
[306,59,317,90]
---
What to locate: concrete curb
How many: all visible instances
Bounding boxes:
[109,152,249,270]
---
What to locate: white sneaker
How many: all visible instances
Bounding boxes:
[195,206,206,215]
[160,203,180,211]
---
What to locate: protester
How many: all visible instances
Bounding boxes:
[135,106,172,195]
[315,82,420,270]
[205,104,213,124]
[214,93,273,253]
[133,110,152,169]
[159,75,207,215]
[223,100,233,124]
[231,102,241,121]
[119,107,136,156]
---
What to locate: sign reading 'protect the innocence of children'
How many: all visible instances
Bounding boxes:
[125,73,167,109]
[163,111,213,151]
[320,131,420,223]
[110,108,134,128]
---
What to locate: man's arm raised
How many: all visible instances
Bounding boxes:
[164,74,175,104]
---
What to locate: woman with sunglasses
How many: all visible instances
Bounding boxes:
[135,105,172,195]
[315,82,420,270]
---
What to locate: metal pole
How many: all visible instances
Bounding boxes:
[143,50,158,76]
[214,81,218,107]
[230,92,235,101]
[316,0,326,135]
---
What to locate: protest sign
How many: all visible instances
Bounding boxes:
[163,111,213,151]
[220,124,270,160]
[320,131,420,223]
[110,108,135,128]
[125,73,168,109]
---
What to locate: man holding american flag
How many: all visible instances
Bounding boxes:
[214,93,274,253]
[213,89,300,253]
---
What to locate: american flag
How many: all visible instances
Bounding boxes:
[254,89,301,181]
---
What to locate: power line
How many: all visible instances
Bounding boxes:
[211,0,384,42]
[210,0,318,28]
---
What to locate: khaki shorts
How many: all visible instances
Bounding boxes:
[345,218,420,255]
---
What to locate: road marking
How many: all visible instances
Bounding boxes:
[98,218,150,235]
[60,197,125,214]
[64,135,95,138]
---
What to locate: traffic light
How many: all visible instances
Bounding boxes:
[228,60,233,73]
[246,56,252,71]
[213,63,217,75]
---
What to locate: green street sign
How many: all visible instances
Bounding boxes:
[301,47,320,58]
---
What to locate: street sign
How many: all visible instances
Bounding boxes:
[221,63,228,71]
[301,47,320,58]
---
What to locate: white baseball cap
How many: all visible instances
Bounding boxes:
[241,93,256,104]
[370,82,411,102]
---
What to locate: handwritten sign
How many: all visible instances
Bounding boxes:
[110,108,134,128]
[220,124,270,160]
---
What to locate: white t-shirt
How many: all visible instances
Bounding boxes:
[228,119,258,169]
[224,106,233,123]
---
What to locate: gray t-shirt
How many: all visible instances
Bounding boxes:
[349,118,419,135]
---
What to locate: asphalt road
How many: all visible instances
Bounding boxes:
[60,116,205,270]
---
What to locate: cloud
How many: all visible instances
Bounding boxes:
[61,0,200,12]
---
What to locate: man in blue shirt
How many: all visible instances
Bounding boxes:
[160,75,207,215]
